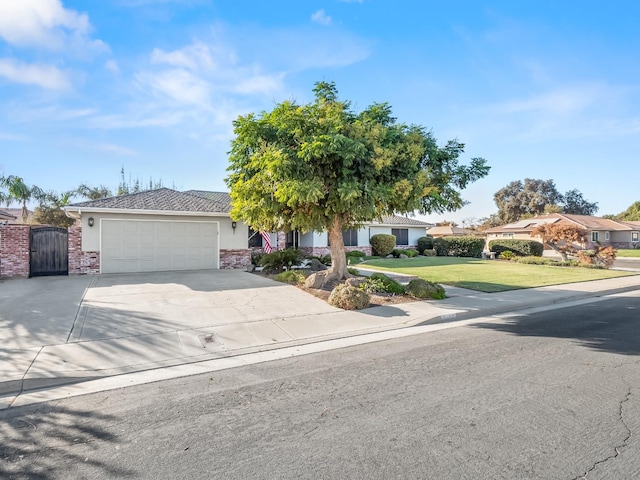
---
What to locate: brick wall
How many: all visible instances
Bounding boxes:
[220,249,251,269]
[0,225,30,278]
[68,226,100,274]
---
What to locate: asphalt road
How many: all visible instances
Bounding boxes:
[2,292,640,479]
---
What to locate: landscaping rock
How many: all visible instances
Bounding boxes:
[345,277,365,288]
[310,258,328,271]
[399,254,408,259]
[386,254,394,259]
[305,271,329,289]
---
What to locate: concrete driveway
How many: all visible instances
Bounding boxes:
[0,270,338,394]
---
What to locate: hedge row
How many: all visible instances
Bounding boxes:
[433,236,485,258]
[488,239,543,257]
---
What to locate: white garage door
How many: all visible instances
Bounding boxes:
[101,220,218,273]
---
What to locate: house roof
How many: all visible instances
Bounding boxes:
[0,210,17,222]
[183,190,232,211]
[426,225,472,236]
[622,221,640,229]
[65,188,230,214]
[485,213,636,234]
[372,215,433,227]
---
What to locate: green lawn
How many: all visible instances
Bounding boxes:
[617,249,640,258]
[362,256,635,293]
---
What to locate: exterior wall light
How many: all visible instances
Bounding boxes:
[88,217,95,227]
[231,220,237,230]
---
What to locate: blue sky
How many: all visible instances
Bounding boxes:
[1,0,639,224]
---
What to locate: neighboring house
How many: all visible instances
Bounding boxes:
[64,188,250,274]
[2,208,33,224]
[0,210,16,225]
[291,216,434,256]
[484,213,640,250]
[426,225,474,237]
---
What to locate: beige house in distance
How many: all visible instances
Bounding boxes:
[426,225,473,237]
[484,213,640,250]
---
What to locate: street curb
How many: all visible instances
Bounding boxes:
[415,283,640,327]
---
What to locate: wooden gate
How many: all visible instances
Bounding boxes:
[30,226,68,277]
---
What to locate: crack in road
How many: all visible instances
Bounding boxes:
[572,386,633,480]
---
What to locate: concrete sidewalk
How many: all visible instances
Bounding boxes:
[2,271,640,401]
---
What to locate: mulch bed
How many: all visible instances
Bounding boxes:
[253,270,418,308]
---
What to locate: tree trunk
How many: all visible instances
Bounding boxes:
[326,216,350,282]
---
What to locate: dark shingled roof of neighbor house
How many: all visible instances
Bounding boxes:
[67,188,231,213]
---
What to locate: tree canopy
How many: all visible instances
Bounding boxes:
[531,222,587,261]
[617,201,640,221]
[493,178,598,224]
[226,81,489,282]
[0,175,43,223]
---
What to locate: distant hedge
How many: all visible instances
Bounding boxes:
[488,239,543,257]
[433,236,485,258]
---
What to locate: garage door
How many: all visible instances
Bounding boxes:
[101,220,218,273]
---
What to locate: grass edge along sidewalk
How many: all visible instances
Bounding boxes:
[361,256,636,293]
[617,249,640,258]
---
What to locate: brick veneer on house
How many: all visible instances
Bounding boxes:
[68,226,100,274]
[220,249,251,269]
[0,225,30,278]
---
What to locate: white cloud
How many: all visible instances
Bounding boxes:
[105,59,120,74]
[0,58,71,90]
[96,143,136,155]
[311,9,332,26]
[136,69,212,107]
[492,85,603,116]
[0,0,107,54]
[0,132,27,141]
[150,42,216,70]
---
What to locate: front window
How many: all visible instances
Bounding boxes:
[342,229,358,247]
[605,231,610,241]
[248,228,262,248]
[632,232,639,243]
[392,228,409,246]
[286,231,299,249]
[591,231,599,242]
[502,233,514,238]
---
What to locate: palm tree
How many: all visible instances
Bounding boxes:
[0,175,43,223]
[77,183,113,200]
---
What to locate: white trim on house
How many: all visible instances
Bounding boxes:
[65,206,229,218]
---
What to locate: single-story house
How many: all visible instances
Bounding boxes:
[484,213,640,250]
[426,225,474,237]
[64,188,250,274]
[283,216,434,257]
[0,210,16,224]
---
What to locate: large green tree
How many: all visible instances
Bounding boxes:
[226,82,489,283]
[617,201,640,221]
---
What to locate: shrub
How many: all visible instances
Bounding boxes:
[578,246,616,269]
[359,277,388,293]
[274,270,306,285]
[328,284,371,310]
[417,235,434,252]
[347,267,360,276]
[404,249,419,258]
[251,251,265,266]
[499,250,514,260]
[405,279,446,300]
[260,248,304,272]
[391,249,406,258]
[423,249,437,257]
[368,272,405,294]
[433,236,485,257]
[310,254,332,266]
[346,250,366,258]
[488,240,544,257]
[370,234,396,257]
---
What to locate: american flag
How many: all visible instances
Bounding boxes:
[261,231,273,253]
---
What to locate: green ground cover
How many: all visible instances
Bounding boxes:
[362,256,635,293]
[616,249,640,258]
